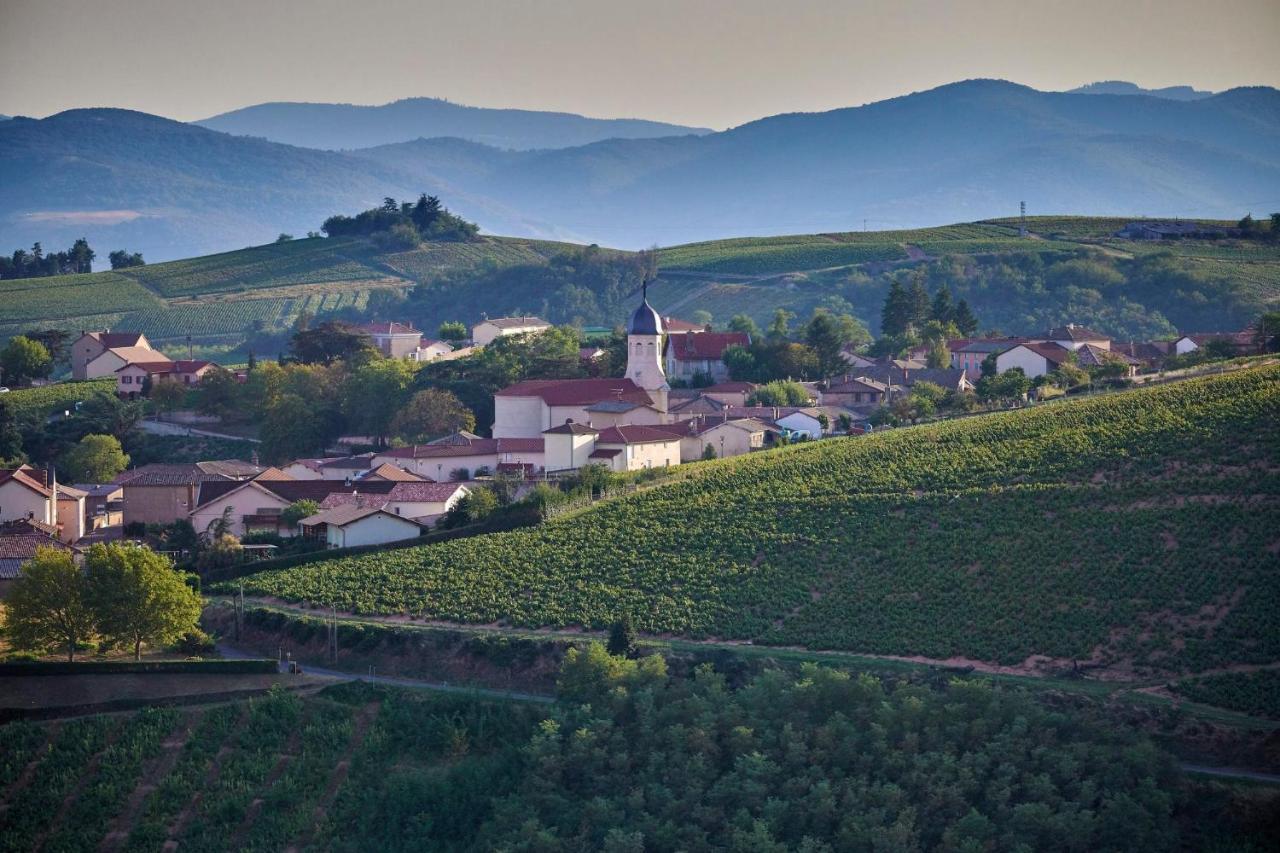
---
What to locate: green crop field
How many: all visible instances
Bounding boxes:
[659,237,906,275]
[1,379,117,421]
[0,272,162,323]
[229,366,1280,677]
[1173,670,1280,719]
[380,236,576,281]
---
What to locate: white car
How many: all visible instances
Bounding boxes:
[0,387,9,393]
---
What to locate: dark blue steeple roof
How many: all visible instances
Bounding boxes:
[628,279,662,336]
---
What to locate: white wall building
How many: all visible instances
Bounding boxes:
[471,317,552,347]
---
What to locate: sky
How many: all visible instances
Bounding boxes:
[1,0,1278,129]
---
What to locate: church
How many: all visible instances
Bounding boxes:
[492,284,673,440]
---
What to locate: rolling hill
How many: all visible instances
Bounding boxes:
[1066,80,1215,100]
[229,366,1280,679]
[196,96,710,151]
[4,80,1278,259]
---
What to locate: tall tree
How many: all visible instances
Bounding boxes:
[61,433,129,482]
[1,336,52,386]
[85,543,203,660]
[908,277,931,332]
[0,400,25,465]
[880,279,912,337]
[4,546,97,661]
[952,300,979,337]
[767,309,793,341]
[260,393,325,463]
[391,388,476,444]
[290,321,376,365]
[930,285,954,325]
[727,314,761,339]
[108,249,146,269]
[804,311,848,380]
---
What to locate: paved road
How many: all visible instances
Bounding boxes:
[1180,763,1280,784]
[215,643,553,704]
[141,419,260,443]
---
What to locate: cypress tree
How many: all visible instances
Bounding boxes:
[953,300,979,336]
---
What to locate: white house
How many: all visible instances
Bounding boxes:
[471,316,552,347]
[85,346,171,380]
[357,322,422,358]
[654,416,768,461]
[0,467,55,526]
[412,338,455,362]
[70,331,153,380]
[663,331,751,383]
[994,343,1071,379]
[542,423,681,473]
[299,505,426,549]
[373,437,545,481]
[318,482,469,526]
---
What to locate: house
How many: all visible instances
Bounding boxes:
[655,415,769,461]
[188,478,397,539]
[582,398,668,429]
[300,505,426,549]
[493,378,657,438]
[994,343,1072,379]
[413,338,455,363]
[373,436,545,481]
[0,530,78,597]
[1110,340,1170,367]
[115,461,263,526]
[311,454,379,481]
[115,359,213,397]
[1041,324,1110,352]
[952,339,1025,379]
[358,322,423,358]
[856,365,973,394]
[53,484,86,543]
[84,345,171,380]
[318,481,469,525]
[701,382,756,407]
[542,423,681,473]
[663,332,751,383]
[74,483,124,531]
[358,463,427,482]
[726,406,825,439]
[1075,343,1140,376]
[822,376,889,407]
[1173,331,1257,357]
[0,466,55,527]
[70,331,153,380]
[471,316,552,346]
[668,393,727,416]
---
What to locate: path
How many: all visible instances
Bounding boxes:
[215,642,553,704]
[1180,763,1280,784]
[140,419,260,443]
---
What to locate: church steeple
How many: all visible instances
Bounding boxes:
[626,276,668,408]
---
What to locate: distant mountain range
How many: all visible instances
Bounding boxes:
[2,80,1277,259]
[196,97,710,151]
[1066,80,1215,100]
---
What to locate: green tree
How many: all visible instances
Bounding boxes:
[25,330,71,369]
[149,379,186,419]
[3,546,97,661]
[0,400,25,465]
[343,358,414,443]
[748,380,811,406]
[880,279,913,337]
[608,613,637,657]
[907,277,931,332]
[196,366,241,419]
[108,249,145,269]
[952,299,979,337]
[804,311,848,380]
[442,486,499,528]
[391,388,476,444]
[691,310,713,329]
[722,344,758,382]
[1,335,52,386]
[290,321,377,365]
[260,393,325,463]
[61,433,129,482]
[728,314,761,339]
[767,309,793,341]
[1255,311,1280,352]
[281,499,320,529]
[85,543,203,659]
[930,285,954,324]
[438,321,468,342]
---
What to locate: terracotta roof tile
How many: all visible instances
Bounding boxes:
[495,378,653,407]
[665,332,751,361]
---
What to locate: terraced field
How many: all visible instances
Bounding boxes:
[229,366,1280,678]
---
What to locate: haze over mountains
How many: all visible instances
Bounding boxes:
[196,96,711,151]
[2,79,1277,260]
[1066,80,1215,100]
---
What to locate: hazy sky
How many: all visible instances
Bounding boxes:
[2,0,1278,128]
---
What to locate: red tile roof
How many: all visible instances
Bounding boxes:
[495,378,653,407]
[661,316,705,333]
[359,463,428,482]
[704,381,756,393]
[0,467,52,497]
[588,448,622,459]
[480,316,550,330]
[377,438,544,459]
[0,533,73,578]
[1020,342,1073,365]
[319,482,466,508]
[86,331,145,348]
[194,478,397,509]
[665,332,751,361]
[595,425,681,445]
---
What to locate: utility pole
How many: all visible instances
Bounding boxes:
[1019,201,1027,237]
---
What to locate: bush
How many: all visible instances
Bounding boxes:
[168,628,216,656]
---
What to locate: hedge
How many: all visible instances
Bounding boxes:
[0,659,279,676]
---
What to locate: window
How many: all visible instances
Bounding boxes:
[121,375,132,384]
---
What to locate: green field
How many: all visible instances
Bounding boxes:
[380,236,576,280]
[0,272,162,323]
[1,379,117,421]
[228,366,1280,677]
[1174,670,1280,719]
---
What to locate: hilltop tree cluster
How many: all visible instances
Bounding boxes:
[321,194,479,248]
[0,240,147,279]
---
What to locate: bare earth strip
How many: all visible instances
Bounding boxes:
[283,701,382,853]
[31,720,124,853]
[0,721,59,810]
[161,706,248,851]
[98,709,202,853]
[225,715,306,850]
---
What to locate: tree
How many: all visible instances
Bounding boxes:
[260,393,324,463]
[290,321,376,365]
[930,285,954,325]
[976,367,1030,403]
[61,434,129,482]
[149,380,186,419]
[728,314,761,339]
[342,358,414,443]
[281,499,320,529]
[907,277,931,332]
[442,486,498,528]
[952,300,979,337]
[108,249,145,269]
[701,444,717,460]
[608,613,636,657]
[438,321,468,342]
[197,534,243,570]
[195,367,240,419]
[880,279,913,337]
[391,388,476,443]
[1,335,52,386]
[1254,311,1280,353]
[78,394,145,441]
[275,233,294,243]
[4,546,97,661]
[691,310,713,329]
[0,400,25,466]
[767,309,793,341]
[85,543,203,659]
[748,380,811,406]
[804,311,848,380]
[25,330,70,368]
[722,344,758,382]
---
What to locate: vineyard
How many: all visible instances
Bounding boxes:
[380,236,576,280]
[1173,669,1280,719]
[0,687,543,853]
[228,367,1280,677]
[0,272,161,323]
[2,379,117,422]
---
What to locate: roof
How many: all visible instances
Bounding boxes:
[378,437,544,459]
[588,448,622,459]
[665,332,751,361]
[704,381,756,394]
[657,416,770,438]
[668,395,727,414]
[252,467,295,481]
[428,430,483,446]
[478,316,551,330]
[1076,343,1138,367]
[728,406,818,422]
[0,534,73,578]
[319,482,466,509]
[99,346,170,366]
[115,461,261,486]
[83,331,145,348]
[358,321,418,335]
[827,377,888,393]
[957,339,1026,354]
[853,366,971,389]
[661,316,704,333]
[628,298,662,336]
[317,454,378,471]
[543,421,599,435]
[0,467,52,498]
[495,378,653,408]
[1111,340,1169,361]
[0,517,59,536]
[1182,331,1255,346]
[1043,324,1109,342]
[595,425,682,445]
[359,463,428,482]
[1015,342,1073,365]
[55,484,89,500]
[584,399,650,414]
[193,478,397,510]
[72,483,123,498]
[300,504,425,529]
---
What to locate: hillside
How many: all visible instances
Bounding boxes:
[196,96,710,151]
[5,81,1278,257]
[1066,80,1215,100]
[2,215,1276,351]
[230,366,1280,679]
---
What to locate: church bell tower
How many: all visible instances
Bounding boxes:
[626,278,669,411]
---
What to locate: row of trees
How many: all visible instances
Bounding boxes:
[4,543,203,661]
[0,241,145,280]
